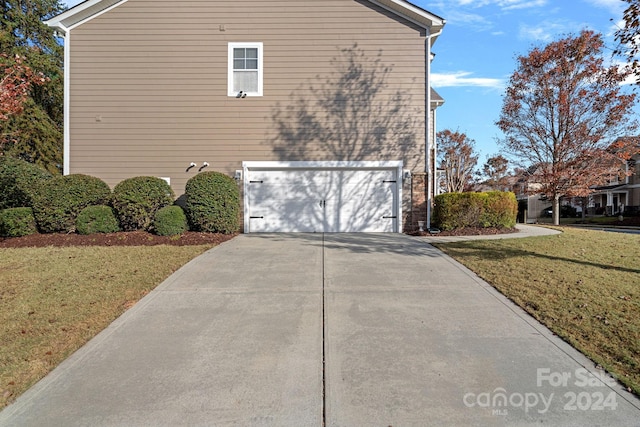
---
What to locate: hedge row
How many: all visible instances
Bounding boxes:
[433,191,518,231]
[0,162,241,237]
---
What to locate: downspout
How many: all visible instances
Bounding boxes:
[53,23,70,175]
[425,28,442,230]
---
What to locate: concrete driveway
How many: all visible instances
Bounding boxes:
[1,232,639,426]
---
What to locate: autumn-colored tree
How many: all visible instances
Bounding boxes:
[615,0,640,82]
[0,54,34,120]
[0,0,65,173]
[436,129,479,193]
[482,154,509,190]
[497,30,637,225]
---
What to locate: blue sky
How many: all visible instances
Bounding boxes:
[61,0,633,162]
[421,0,631,162]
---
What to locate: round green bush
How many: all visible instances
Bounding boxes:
[153,205,189,236]
[32,174,112,233]
[0,157,52,209]
[0,207,37,237]
[185,172,240,234]
[112,176,175,231]
[76,205,121,235]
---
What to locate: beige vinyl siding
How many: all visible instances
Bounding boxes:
[68,0,427,195]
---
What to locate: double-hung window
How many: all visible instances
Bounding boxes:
[228,42,263,97]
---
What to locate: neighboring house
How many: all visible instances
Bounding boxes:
[510,166,550,223]
[590,140,640,216]
[45,0,445,233]
[510,165,578,222]
[512,139,640,221]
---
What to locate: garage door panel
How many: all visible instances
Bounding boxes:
[248,172,326,232]
[330,170,396,232]
[246,166,399,233]
[249,198,325,233]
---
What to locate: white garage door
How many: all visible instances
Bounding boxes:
[243,161,402,233]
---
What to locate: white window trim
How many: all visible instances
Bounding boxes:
[228,42,263,97]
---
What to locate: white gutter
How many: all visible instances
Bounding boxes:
[425,28,442,230]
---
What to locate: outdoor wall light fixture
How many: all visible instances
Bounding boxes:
[236,91,247,98]
[186,162,197,172]
[199,162,209,172]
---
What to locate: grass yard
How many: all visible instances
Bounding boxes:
[0,244,217,409]
[433,227,640,395]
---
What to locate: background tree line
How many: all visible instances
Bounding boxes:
[1,0,64,174]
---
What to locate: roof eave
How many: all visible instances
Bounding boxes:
[47,0,445,37]
[369,0,445,35]
[45,0,125,32]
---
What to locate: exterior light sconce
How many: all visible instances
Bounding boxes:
[199,161,209,172]
[236,91,247,98]
[186,162,196,172]
[403,170,411,181]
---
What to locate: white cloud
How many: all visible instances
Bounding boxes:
[498,0,548,11]
[583,0,624,14]
[519,20,580,42]
[432,71,505,89]
[444,10,492,26]
[449,0,547,10]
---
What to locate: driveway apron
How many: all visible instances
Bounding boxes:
[1,233,639,426]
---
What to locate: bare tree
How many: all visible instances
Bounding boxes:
[437,129,478,193]
[482,154,509,190]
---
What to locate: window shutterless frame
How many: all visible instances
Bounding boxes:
[228,42,263,97]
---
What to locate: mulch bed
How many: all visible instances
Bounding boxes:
[0,227,522,248]
[0,231,237,248]
[408,227,519,237]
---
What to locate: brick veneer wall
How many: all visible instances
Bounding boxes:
[405,172,428,233]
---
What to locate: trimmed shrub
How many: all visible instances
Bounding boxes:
[76,205,121,235]
[0,157,52,209]
[433,191,517,230]
[32,174,112,233]
[433,192,483,230]
[0,207,37,237]
[480,191,518,228]
[112,176,175,231]
[185,171,240,234]
[153,205,188,236]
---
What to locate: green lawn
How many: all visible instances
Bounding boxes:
[0,244,217,409]
[433,227,640,395]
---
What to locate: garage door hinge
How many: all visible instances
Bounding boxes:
[250,180,264,184]
[382,180,397,183]
[383,216,397,219]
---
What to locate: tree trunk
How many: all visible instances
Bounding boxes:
[553,196,561,226]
